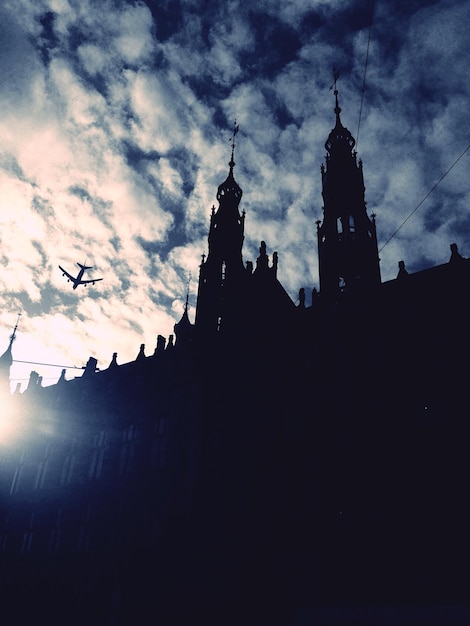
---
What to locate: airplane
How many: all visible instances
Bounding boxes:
[59,262,103,290]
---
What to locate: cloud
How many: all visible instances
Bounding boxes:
[0,0,468,389]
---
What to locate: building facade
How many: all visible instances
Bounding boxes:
[1,91,470,622]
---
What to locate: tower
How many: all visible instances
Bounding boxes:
[195,123,247,335]
[316,86,381,301]
[0,313,20,394]
[174,281,194,347]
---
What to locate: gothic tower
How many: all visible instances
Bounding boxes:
[316,88,381,301]
[195,125,248,335]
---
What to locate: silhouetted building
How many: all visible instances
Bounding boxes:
[317,88,381,300]
[1,91,470,623]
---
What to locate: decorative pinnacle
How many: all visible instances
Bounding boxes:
[9,311,21,346]
[184,273,192,312]
[228,119,239,170]
[329,66,342,125]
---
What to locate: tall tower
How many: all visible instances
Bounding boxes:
[0,313,20,394]
[316,86,381,301]
[195,123,247,334]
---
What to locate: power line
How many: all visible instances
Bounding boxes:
[10,377,70,382]
[356,0,375,151]
[12,359,83,370]
[379,142,470,253]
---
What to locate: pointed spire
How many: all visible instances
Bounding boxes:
[10,312,21,345]
[1,312,21,369]
[184,273,191,313]
[177,279,192,325]
[334,88,342,126]
[174,274,195,347]
[216,121,242,204]
[325,71,355,154]
[317,72,381,300]
[228,119,239,171]
[330,67,342,126]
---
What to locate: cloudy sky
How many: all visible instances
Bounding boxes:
[0,0,469,390]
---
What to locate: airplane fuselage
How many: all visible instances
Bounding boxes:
[59,262,103,289]
[72,268,86,289]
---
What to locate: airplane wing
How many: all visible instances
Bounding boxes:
[80,278,103,285]
[59,265,76,281]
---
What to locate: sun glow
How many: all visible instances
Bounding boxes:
[0,388,25,446]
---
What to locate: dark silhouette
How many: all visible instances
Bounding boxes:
[59,262,103,289]
[1,91,470,625]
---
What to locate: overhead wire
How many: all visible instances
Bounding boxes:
[353,0,469,253]
[379,142,470,253]
[12,359,83,369]
[356,0,375,151]
[9,377,71,382]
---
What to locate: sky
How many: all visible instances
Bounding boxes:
[0,0,469,390]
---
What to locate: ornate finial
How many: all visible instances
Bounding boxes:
[184,273,192,312]
[9,311,21,346]
[325,66,355,153]
[329,66,342,124]
[228,119,239,170]
[217,121,243,203]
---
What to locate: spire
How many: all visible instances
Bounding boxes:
[229,119,239,171]
[325,69,355,154]
[175,273,194,345]
[0,312,21,370]
[334,89,341,125]
[9,312,21,350]
[184,273,191,313]
[316,77,381,300]
[331,67,342,126]
[195,122,247,334]
[216,120,242,204]
[174,282,194,347]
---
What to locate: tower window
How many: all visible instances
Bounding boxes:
[337,218,343,235]
[349,215,355,232]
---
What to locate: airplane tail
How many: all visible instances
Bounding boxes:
[77,263,93,270]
